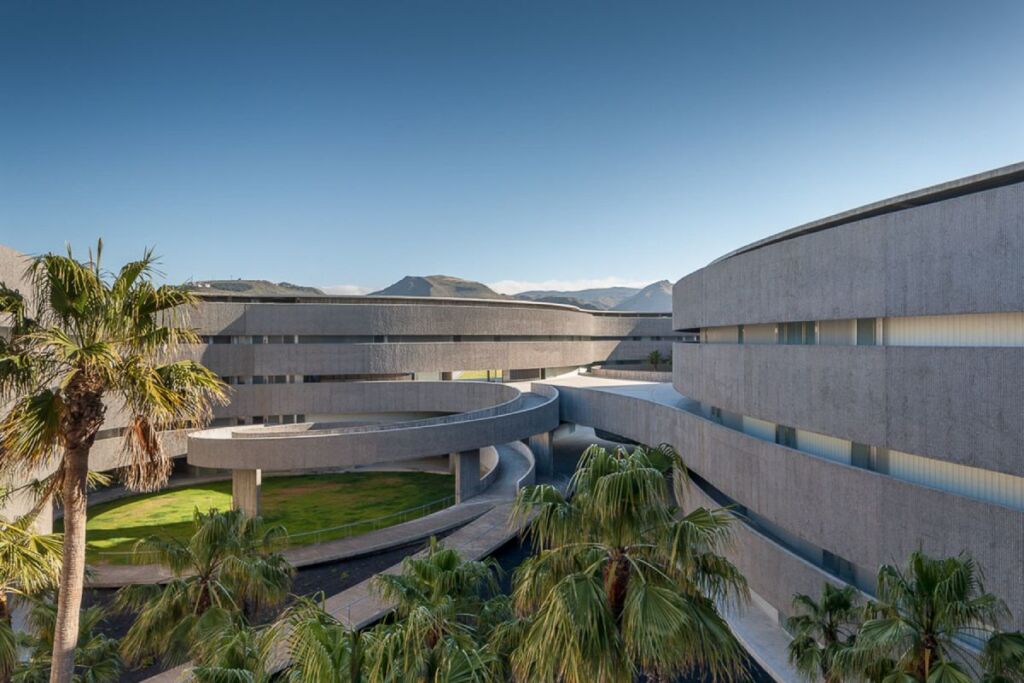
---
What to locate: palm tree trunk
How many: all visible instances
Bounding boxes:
[48,444,90,683]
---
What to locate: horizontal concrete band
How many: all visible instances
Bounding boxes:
[223,380,521,429]
[673,343,1024,476]
[546,380,1024,628]
[192,339,671,376]
[674,180,1024,329]
[191,300,676,338]
[682,483,847,626]
[189,383,560,471]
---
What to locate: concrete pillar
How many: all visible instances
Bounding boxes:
[502,369,512,383]
[529,431,554,477]
[232,469,262,517]
[453,449,483,504]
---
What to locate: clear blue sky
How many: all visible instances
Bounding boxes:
[1,1,1021,293]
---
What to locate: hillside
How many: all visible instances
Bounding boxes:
[514,285,638,310]
[185,280,324,297]
[611,280,672,312]
[370,275,506,299]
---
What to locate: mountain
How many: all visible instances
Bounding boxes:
[185,280,324,297]
[521,294,596,309]
[611,280,672,312]
[370,275,506,300]
[514,286,639,310]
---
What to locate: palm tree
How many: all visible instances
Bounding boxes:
[261,596,366,683]
[0,241,228,681]
[981,631,1024,683]
[787,583,861,683]
[361,537,505,682]
[836,550,1019,681]
[114,508,292,669]
[0,511,63,679]
[647,349,664,370]
[10,594,120,683]
[507,443,748,682]
[189,609,267,683]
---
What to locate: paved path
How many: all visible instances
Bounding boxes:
[323,502,517,629]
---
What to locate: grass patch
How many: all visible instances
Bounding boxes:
[61,471,454,565]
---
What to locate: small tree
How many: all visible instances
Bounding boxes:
[362,538,505,682]
[787,583,861,683]
[0,511,63,679]
[836,551,1022,681]
[10,595,120,683]
[0,242,228,681]
[114,508,292,669]
[647,349,664,370]
[262,596,366,683]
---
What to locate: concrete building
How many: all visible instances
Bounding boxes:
[547,162,1024,641]
[0,162,1021,670]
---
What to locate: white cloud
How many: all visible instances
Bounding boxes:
[487,276,656,295]
[321,284,372,295]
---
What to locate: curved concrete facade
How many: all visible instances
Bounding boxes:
[189,298,679,379]
[638,163,1024,634]
[188,381,559,471]
[674,164,1024,328]
[673,343,1024,476]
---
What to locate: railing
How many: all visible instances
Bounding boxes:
[285,494,456,546]
[93,494,456,562]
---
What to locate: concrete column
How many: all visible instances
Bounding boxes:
[453,449,483,504]
[232,469,262,517]
[529,431,554,477]
[502,369,512,383]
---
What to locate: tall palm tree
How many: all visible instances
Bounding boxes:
[0,511,63,679]
[0,241,228,681]
[508,443,748,682]
[361,537,505,682]
[787,583,861,683]
[114,508,292,669]
[836,551,1019,681]
[10,594,120,683]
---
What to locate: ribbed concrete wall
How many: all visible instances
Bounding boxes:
[193,339,669,377]
[673,178,1024,329]
[548,380,1024,629]
[673,343,1024,476]
[683,484,848,623]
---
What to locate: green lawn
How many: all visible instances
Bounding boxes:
[60,471,454,564]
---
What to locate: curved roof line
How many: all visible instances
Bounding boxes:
[711,161,1024,265]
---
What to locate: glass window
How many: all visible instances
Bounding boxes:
[856,318,876,346]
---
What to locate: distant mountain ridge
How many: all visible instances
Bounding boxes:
[370,275,507,300]
[185,280,325,296]
[610,280,672,312]
[184,274,672,310]
[515,286,639,310]
[370,275,672,311]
